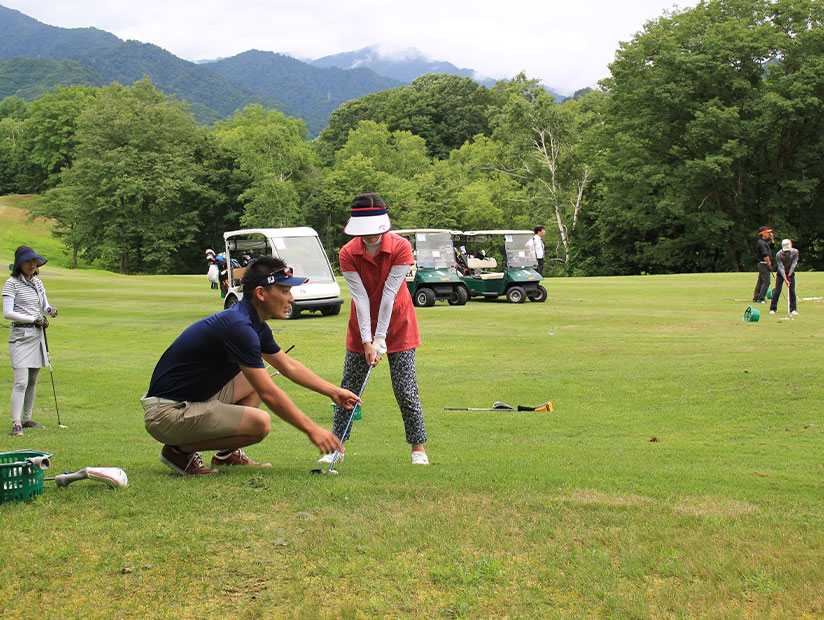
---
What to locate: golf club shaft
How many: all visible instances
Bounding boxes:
[329,363,375,471]
[443,407,512,411]
[42,327,65,427]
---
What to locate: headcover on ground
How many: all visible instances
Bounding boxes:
[242,266,308,290]
[344,193,392,237]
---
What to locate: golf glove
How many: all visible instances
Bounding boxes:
[47,305,58,318]
[373,336,387,356]
[34,315,49,328]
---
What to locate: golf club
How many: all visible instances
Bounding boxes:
[310,362,375,475]
[443,401,515,411]
[41,327,67,428]
[788,280,791,317]
[267,344,295,377]
[45,467,129,488]
[444,400,554,412]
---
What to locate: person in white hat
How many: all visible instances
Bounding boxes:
[318,193,430,465]
[3,245,58,436]
[769,238,799,315]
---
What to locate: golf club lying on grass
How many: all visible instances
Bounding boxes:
[45,467,129,488]
[41,327,68,428]
[444,400,554,412]
[310,363,375,475]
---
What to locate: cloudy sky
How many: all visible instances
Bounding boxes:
[3,0,697,95]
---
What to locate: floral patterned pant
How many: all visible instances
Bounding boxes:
[333,348,426,445]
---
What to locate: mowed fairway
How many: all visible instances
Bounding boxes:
[1,251,823,617]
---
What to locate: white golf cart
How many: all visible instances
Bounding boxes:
[222,228,343,319]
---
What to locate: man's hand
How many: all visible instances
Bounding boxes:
[331,386,360,411]
[46,306,58,318]
[33,315,49,328]
[308,426,342,454]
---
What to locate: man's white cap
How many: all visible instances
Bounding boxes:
[782,239,792,251]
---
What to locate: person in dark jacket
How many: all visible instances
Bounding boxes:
[752,227,774,303]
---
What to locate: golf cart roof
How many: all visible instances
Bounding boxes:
[393,229,456,235]
[460,230,534,236]
[223,227,320,240]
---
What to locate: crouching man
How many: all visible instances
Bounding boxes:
[141,256,359,475]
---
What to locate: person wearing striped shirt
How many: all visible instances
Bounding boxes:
[3,246,58,436]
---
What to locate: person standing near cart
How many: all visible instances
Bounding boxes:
[527,225,546,275]
[3,246,58,436]
[318,193,429,466]
[769,239,800,315]
[752,226,774,303]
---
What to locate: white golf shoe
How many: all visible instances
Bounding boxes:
[317,452,342,464]
[411,450,429,465]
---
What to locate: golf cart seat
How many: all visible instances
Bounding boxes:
[230,267,246,286]
[465,256,504,279]
[466,257,497,270]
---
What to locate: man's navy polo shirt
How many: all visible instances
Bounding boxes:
[147,297,280,402]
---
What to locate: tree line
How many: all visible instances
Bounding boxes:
[1,0,822,275]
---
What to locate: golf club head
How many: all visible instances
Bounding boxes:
[58,424,68,429]
[310,468,338,475]
[86,467,129,488]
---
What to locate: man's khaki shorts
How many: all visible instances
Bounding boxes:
[141,380,245,446]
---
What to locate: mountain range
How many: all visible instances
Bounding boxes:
[0,4,560,135]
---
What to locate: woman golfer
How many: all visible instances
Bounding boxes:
[3,246,58,436]
[318,193,429,465]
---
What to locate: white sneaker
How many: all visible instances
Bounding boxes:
[769,310,775,314]
[411,450,429,465]
[317,452,342,464]
[791,311,799,315]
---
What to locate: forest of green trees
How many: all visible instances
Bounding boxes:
[1,0,822,275]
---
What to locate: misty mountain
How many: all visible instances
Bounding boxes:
[204,50,403,123]
[0,3,565,132]
[69,41,313,128]
[311,45,497,87]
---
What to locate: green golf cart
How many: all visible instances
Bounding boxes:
[393,229,468,307]
[454,230,547,303]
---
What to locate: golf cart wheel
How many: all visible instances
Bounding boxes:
[285,303,300,320]
[415,287,437,307]
[448,285,469,306]
[528,285,547,303]
[506,286,527,304]
[320,305,341,316]
[223,295,238,309]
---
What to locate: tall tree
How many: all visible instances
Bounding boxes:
[214,104,316,228]
[14,85,97,193]
[595,0,824,273]
[37,79,208,273]
[490,73,601,270]
[0,97,27,194]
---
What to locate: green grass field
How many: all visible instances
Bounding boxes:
[1,196,823,619]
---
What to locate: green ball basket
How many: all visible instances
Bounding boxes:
[743,306,760,322]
